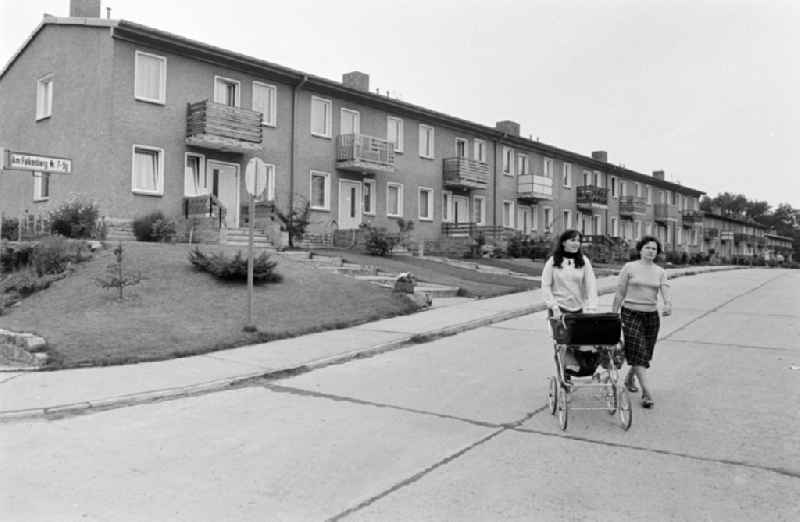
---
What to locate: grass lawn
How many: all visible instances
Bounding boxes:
[468,257,621,278]
[0,242,419,369]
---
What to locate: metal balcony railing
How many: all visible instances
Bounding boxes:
[681,209,704,226]
[576,185,608,210]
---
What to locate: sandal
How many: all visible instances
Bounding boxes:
[641,396,654,409]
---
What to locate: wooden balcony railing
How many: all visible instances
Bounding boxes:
[653,203,679,223]
[681,209,704,226]
[618,196,647,217]
[576,185,609,210]
[441,223,513,240]
[336,134,396,174]
[517,174,553,201]
[442,157,489,189]
[185,100,263,153]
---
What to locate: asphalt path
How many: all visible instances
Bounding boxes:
[1,269,798,521]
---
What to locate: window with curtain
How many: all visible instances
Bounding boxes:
[36,75,53,119]
[184,154,206,196]
[387,117,403,152]
[310,171,329,209]
[387,183,403,217]
[311,96,332,137]
[252,82,276,126]
[133,146,162,194]
[33,172,50,200]
[134,51,166,103]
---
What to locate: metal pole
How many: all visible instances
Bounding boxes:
[244,194,256,332]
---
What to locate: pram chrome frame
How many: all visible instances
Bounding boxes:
[546,314,632,431]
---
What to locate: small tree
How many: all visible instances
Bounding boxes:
[96,243,142,300]
[269,195,311,248]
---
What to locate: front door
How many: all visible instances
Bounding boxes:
[209,161,239,228]
[453,196,469,224]
[338,180,362,229]
[518,207,531,234]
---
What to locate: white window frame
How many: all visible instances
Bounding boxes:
[33,171,50,201]
[582,170,591,186]
[635,182,641,197]
[543,207,553,233]
[184,152,207,197]
[562,209,572,229]
[502,147,514,176]
[473,195,486,225]
[258,163,277,202]
[131,144,165,196]
[593,171,603,188]
[517,154,529,175]
[387,116,404,152]
[562,163,572,188]
[418,124,435,159]
[455,138,468,158]
[646,186,653,204]
[543,158,554,179]
[620,181,627,198]
[474,139,487,163]
[532,206,539,231]
[340,108,360,135]
[310,95,332,138]
[134,51,166,104]
[418,187,434,221]
[36,74,53,120]
[593,215,603,235]
[611,217,619,237]
[387,182,404,217]
[442,191,453,223]
[213,75,241,107]
[252,81,277,127]
[610,176,617,198]
[362,179,376,215]
[502,200,515,228]
[309,170,331,211]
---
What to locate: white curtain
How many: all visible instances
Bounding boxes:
[134,149,159,191]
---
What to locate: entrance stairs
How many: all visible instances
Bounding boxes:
[222,228,275,250]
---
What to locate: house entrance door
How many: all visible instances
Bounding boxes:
[209,161,239,228]
[338,180,362,229]
[453,196,469,224]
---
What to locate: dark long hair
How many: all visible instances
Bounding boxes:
[551,229,586,269]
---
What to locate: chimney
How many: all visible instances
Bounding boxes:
[495,120,520,137]
[591,150,608,163]
[652,170,665,181]
[70,0,101,17]
[342,71,369,92]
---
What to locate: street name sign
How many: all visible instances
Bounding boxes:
[1,148,72,174]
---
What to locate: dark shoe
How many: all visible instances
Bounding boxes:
[641,396,654,409]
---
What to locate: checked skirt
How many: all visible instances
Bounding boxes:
[621,307,660,368]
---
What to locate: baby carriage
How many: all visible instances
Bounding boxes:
[546,312,632,431]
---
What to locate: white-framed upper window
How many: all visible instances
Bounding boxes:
[387,116,404,152]
[502,147,514,175]
[620,181,627,198]
[502,201,515,228]
[387,182,404,217]
[635,182,641,197]
[184,152,207,197]
[543,158,554,179]
[442,191,453,222]
[310,96,332,138]
[213,76,240,107]
[33,171,50,201]
[473,195,486,225]
[134,51,166,104]
[543,207,553,232]
[132,144,164,196]
[418,187,434,221]
[455,138,468,158]
[593,171,603,187]
[419,124,435,159]
[252,81,276,127]
[646,186,652,204]
[583,170,591,186]
[340,108,360,135]
[36,74,53,120]
[474,139,487,163]
[517,154,529,175]
[363,179,376,215]
[562,209,572,229]
[562,163,572,187]
[309,170,331,210]
[610,176,617,198]
[611,217,619,237]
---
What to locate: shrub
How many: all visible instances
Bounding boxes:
[50,196,101,238]
[1,217,19,240]
[361,224,399,256]
[133,211,176,242]
[31,236,92,276]
[268,195,311,248]
[188,247,281,283]
[1,242,35,272]
[1,269,68,298]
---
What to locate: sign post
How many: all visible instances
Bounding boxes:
[243,157,268,332]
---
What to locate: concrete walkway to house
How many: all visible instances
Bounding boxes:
[0,265,740,422]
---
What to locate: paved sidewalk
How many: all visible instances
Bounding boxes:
[0,265,738,421]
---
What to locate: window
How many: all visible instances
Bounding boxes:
[418,187,434,220]
[646,186,652,204]
[677,227,683,245]
[387,182,404,217]
[474,139,487,163]
[311,96,332,138]
[213,76,240,107]
[582,170,591,186]
[646,222,653,235]
[36,75,53,120]
[134,51,166,104]
[473,195,486,225]
[610,176,617,198]
[442,191,453,222]
[419,124,435,158]
[635,182,641,197]
[256,163,277,202]
[620,182,627,197]
[132,145,164,195]
[562,163,572,187]
[455,138,468,158]
[252,82,276,126]
[340,108,360,135]
[593,171,603,187]
[543,207,553,232]
[634,221,641,239]
[611,217,619,237]
[543,158,554,178]
[502,147,514,175]
[363,179,376,215]
[309,170,330,210]
[33,172,50,201]
[502,201,515,228]
[593,215,602,235]
[562,209,571,229]
[517,154,529,175]
[184,153,207,196]
[387,116,403,152]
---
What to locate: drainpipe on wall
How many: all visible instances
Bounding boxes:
[289,75,309,241]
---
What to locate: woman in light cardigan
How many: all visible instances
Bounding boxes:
[541,229,599,377]
[612,236,673,409]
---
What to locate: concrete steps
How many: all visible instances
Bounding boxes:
[223,228,274,249]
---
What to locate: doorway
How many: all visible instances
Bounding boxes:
[453,196,469,224]
[338,180,362,229]
[208,160,239,228]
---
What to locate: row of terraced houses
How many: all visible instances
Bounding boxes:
[0,1,793,261]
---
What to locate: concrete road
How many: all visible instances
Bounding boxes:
[2,269,798,521]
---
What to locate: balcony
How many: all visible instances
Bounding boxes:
[576,185,608,211]
[517,174,553,202]
[185,100,263,153]
[704,227,719,240]
[681,209,704,226]
[442,157,489,189]
[618,196,647,218]
[653,203,679,223]
[720,230,734,241]
[336,134,396,175]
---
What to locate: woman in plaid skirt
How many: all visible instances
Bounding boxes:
[612,236,673,408]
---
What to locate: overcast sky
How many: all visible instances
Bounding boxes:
[2,0,797,208]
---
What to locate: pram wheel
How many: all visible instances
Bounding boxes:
[557,385,568,430]
[547,377,558,415]
[605,382,617,414]
[617,385,632,430]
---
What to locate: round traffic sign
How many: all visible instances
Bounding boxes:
[244,157,268,197]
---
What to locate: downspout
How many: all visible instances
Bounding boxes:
[289,75,308,244]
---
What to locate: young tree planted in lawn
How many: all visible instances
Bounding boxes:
[96,243,142,299]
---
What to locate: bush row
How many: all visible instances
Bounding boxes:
[1,236,93,275]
